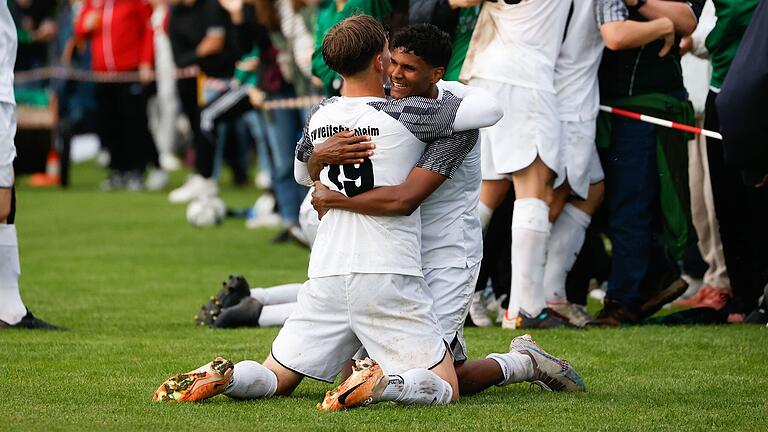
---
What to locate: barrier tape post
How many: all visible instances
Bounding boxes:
[600,105,722,140]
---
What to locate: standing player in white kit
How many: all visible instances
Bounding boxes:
[0,1,64,331]
[460,0,572,329]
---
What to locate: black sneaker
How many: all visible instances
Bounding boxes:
[214,297,264,328]
[0,311,66,330]
[514,308,576,329]
[195,275,251,327]
[745,284,768,325]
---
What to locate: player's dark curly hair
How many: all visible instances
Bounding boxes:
[390,23,453,69]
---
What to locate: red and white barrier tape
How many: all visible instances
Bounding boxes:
[600,105,722,140]
[14,65,200,83]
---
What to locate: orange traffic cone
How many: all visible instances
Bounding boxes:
[29,148,61,187]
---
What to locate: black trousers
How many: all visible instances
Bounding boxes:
[96,81,157,173]
[705,91,768,312]
[177,78,214,178]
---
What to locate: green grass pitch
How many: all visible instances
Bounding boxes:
[1,163,766,431]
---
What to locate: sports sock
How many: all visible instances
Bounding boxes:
[486,351,534,385]
[0,225,26,325]
[224,360,278,399]
[379,368,452,405]
[258,302,296,327]
[508,198,551,318]
[250,283,302,305]
[478,201,494,234]
[543,203,591,304]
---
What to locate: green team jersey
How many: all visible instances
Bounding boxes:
[706,0,759,89]
[443,6,480,82]
[311,0,391,95]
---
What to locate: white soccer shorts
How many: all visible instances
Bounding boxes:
[553,120,604,200]
[423,263,481,363]
[472,78,561,182]
[271,273,447,382]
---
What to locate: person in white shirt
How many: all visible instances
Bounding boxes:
[0,2,64,330]
[459,0,572,329]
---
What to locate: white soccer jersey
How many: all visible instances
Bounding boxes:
[420,82,483,269]
[0,3,16,106]
[299,93,471,278]
[555,0,623,121]
[460,0,570,93]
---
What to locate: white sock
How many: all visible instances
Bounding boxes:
[379,369,452,405]
[486,352,534,385]
[478,201,494,234]
[224,360,278,399]
[508,198,551,318]
[257,302,296,327]
[250,283,302,305]
[543,204,591,304]
[0,225,26,325]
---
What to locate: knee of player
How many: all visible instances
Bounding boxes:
[0,197,10,223]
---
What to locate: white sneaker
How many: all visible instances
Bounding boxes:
[145,168,169,191]
[469,291,493,327]
[168,174,218,204]
[255,171,271,189]
[159,153,182,172]
[500,309,518,329]
[245,212,281,229]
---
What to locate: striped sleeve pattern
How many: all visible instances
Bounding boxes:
[416,129,479,179]
[367,90,461,143]
[295,97,338,163]
[595,0,628,25]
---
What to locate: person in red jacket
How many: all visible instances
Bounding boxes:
[75,0,159,190]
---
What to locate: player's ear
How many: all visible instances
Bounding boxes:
[375,54,384,71]
[430,67,445,85]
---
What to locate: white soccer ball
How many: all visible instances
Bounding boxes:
[186,196,226,227]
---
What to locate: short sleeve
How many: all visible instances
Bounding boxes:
[595,0,629,26]
[416,129,479,178]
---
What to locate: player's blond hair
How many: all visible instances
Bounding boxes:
[322,15,387,77]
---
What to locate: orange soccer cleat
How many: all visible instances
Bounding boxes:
[317,358,388,411]
[153,357,234,402]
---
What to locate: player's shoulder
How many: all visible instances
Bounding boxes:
[367,91,459,121]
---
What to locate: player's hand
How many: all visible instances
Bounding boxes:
[624,0,639,7]
[311,182,343,220]
[313,131,375,165]
[658,17,675,57]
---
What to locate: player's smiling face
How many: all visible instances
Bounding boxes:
[388,47,441,100]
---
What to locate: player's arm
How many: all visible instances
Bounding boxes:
[312,130,479,217]
[312,167,445,217]
[624,0,700,36]
[438,82,503,131]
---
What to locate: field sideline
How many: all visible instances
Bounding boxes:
[1,163,766,431]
